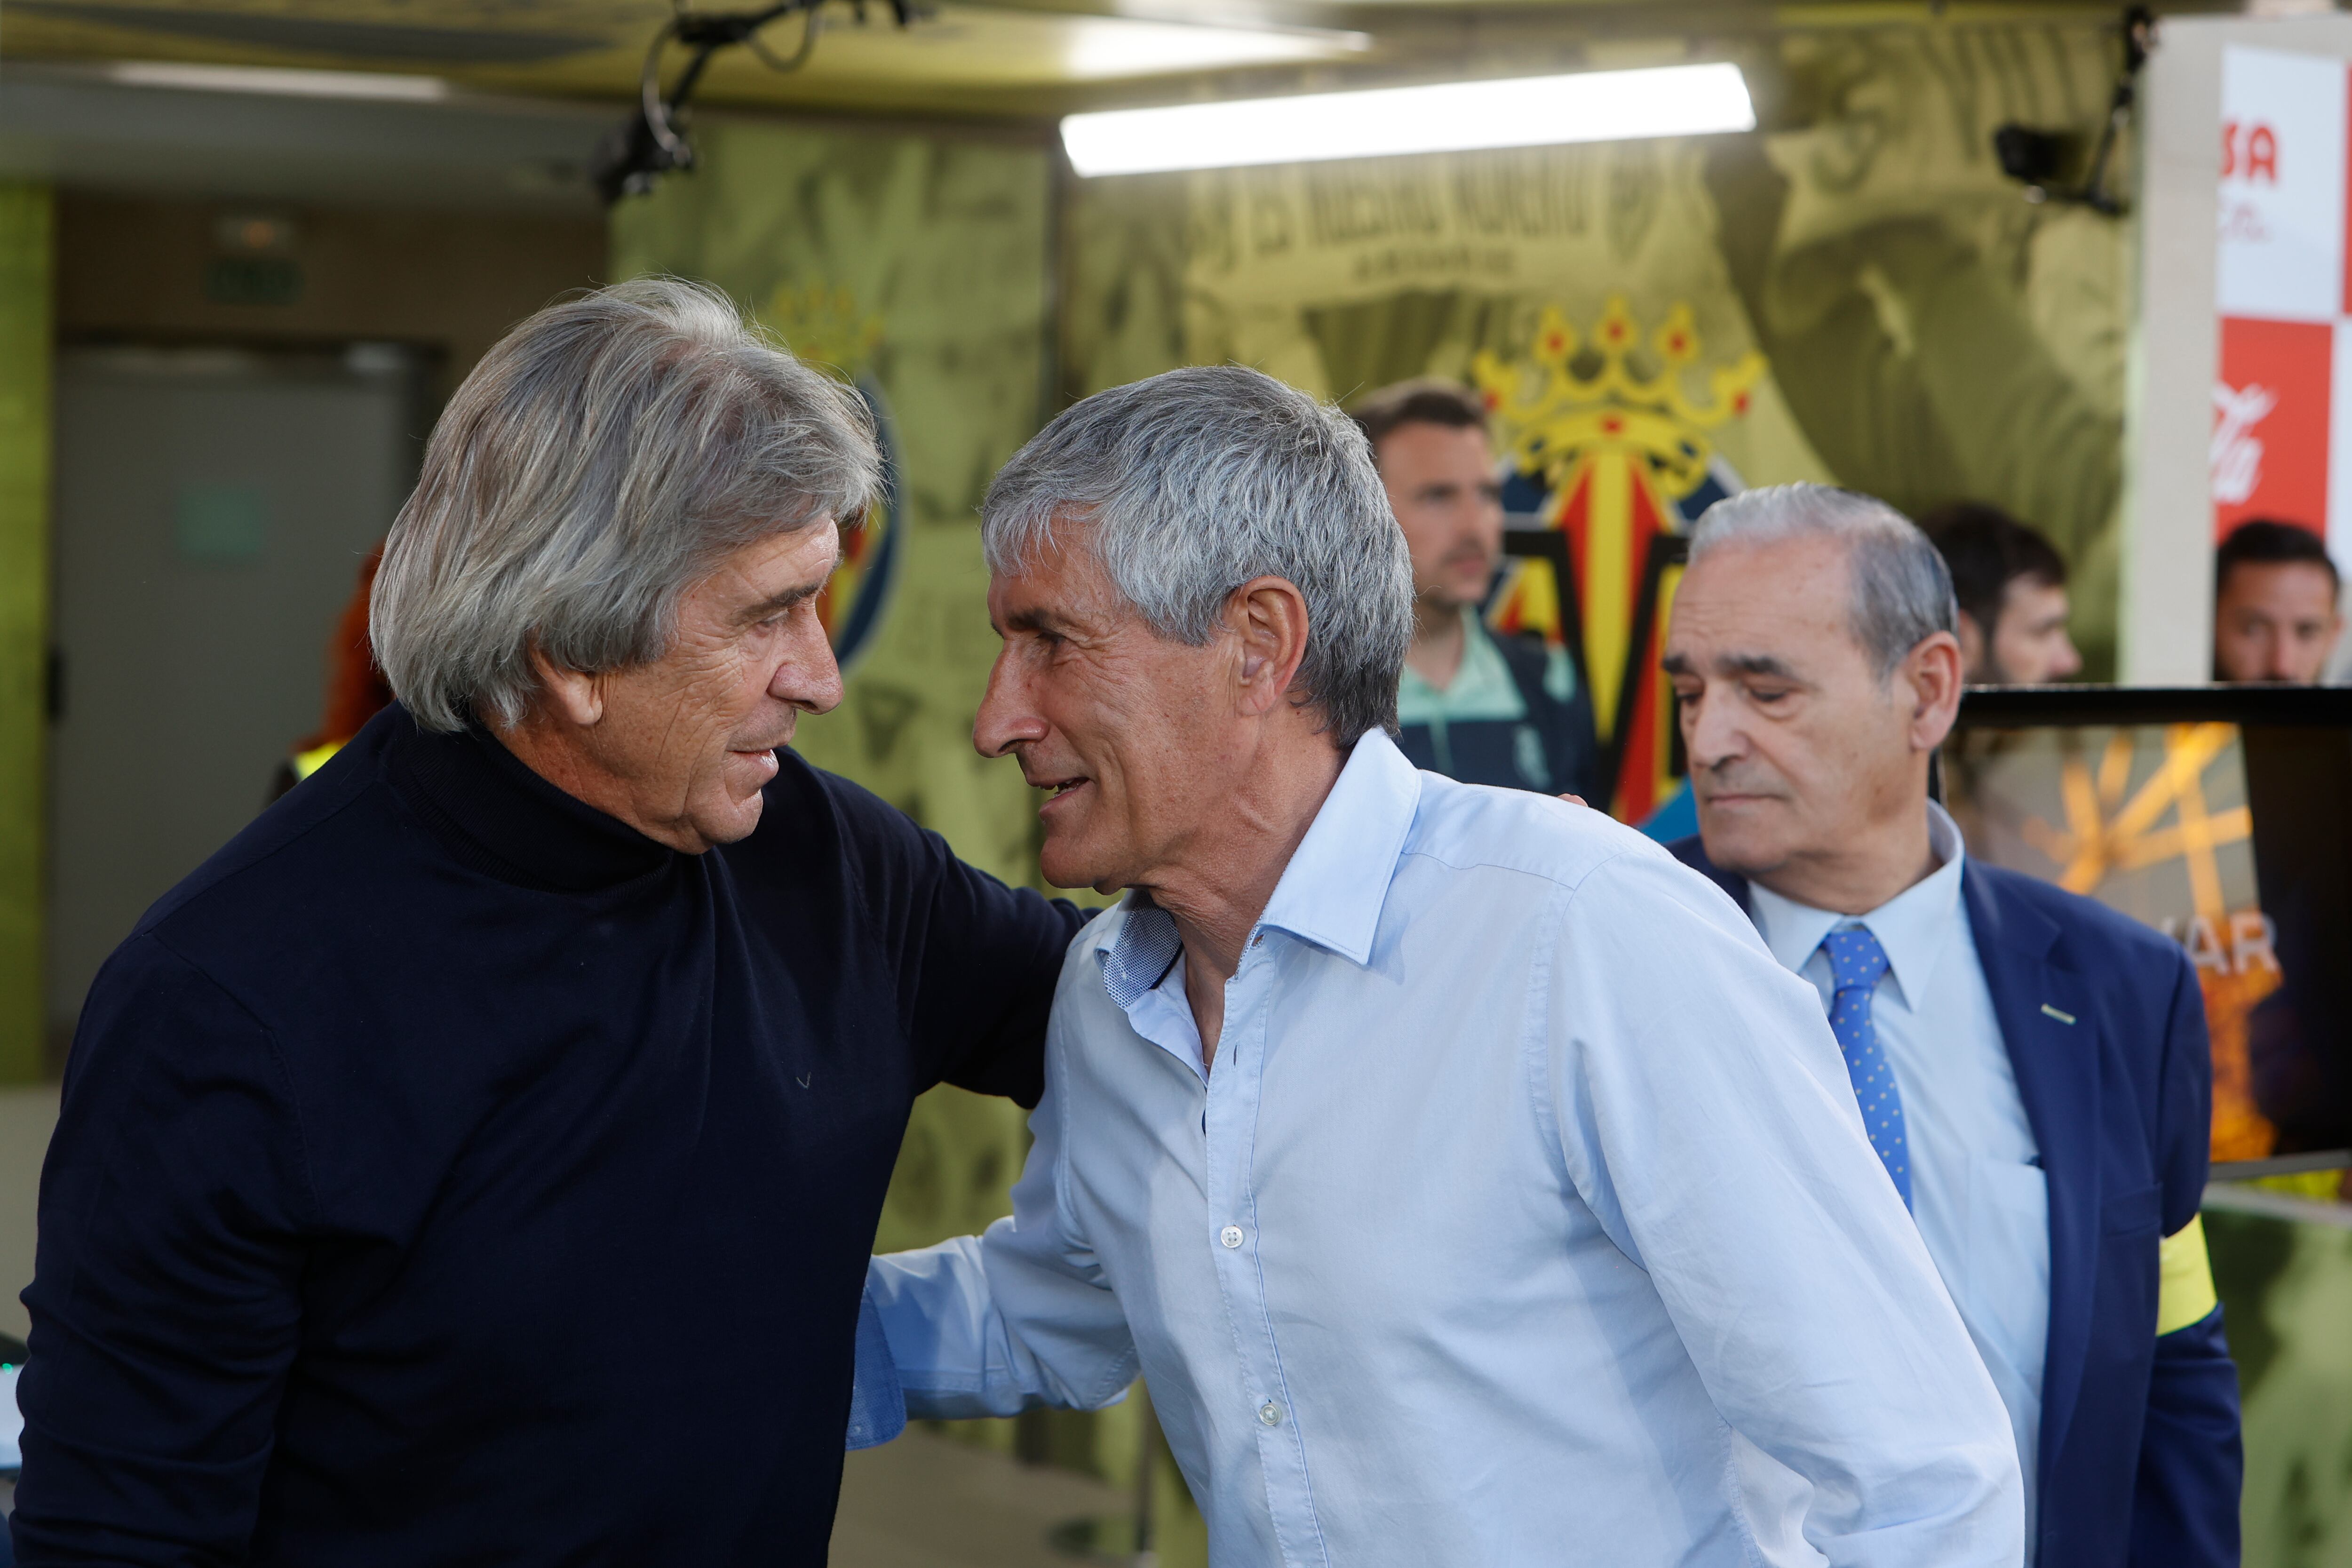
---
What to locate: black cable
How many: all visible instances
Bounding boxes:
[593,0,841,205]
[2074,5,2152,216]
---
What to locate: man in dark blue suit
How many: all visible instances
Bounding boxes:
[1661,484,2241,1568]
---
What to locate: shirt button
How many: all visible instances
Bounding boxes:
[1220,1225,1245,1249]
[1257,1400,1283,1427]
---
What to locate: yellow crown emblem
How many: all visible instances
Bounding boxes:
[1471,297,1764,505]
[762,282,884,381]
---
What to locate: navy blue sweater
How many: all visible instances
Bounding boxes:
[13,707,1081,1565]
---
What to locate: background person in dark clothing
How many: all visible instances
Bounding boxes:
[10,280,1081,1567]
[1920,501,2082,685]
[1349,380,1601,798]
[2213,518,2343,684]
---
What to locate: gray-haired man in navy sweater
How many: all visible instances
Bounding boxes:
[11,280,1081,1566]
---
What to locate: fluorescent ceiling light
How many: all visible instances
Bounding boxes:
[1062,61,1755,177]
[105,61,450,102]
[1061,16,1366,81]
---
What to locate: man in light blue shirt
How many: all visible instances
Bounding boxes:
[864,369,2024,1566]
[1662,485,2240,1567]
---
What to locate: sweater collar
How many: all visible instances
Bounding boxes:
[381,705,678,892]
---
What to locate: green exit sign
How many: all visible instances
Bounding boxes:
[175,484,269,564]
[204,257,303,307]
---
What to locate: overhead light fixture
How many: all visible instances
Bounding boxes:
[1061,61,1755,177]
[105,61,450,102]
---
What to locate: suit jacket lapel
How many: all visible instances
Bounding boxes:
[1962,862,2100,1485]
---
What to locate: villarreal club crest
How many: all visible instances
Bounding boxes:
[766,283,904,672]
[1473,298,1763,822]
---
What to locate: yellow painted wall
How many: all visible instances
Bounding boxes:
[1063,23,2133,676]
[0,186,51,1085]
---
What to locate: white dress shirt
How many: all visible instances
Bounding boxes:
[1748,804,2051,1558]
[869,732,2023,1568]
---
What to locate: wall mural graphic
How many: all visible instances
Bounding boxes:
[1474,298,1762,818]
[762,283,904,673]
[1065,21,2135,827]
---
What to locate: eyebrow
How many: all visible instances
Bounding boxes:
[1660,650,1803,680]
[995,604,1080,637]
[736,563,840,626]
[1719,653,1801,679]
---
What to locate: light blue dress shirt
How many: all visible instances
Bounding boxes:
[1748,804,2052,1560]
[868,732,2023,1568]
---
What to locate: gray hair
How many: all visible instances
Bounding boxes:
[1688,483,1957,679]
[982,366,1414,746]
[372,276,881,732]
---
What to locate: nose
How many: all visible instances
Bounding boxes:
[771,614,844,714]
[2246,627,2288,682]
[1469,491,1505,552]
[973,645,1048,759]
[1680,687,1746,773]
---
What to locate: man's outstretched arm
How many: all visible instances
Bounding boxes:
[866,1049,1140,1422]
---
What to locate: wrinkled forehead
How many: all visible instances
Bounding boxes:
[688,519,843,616]
[1669,534,1864,673]
[1376,419,1494,473]
[985,524,1134,635]
[2219,558,2340,616]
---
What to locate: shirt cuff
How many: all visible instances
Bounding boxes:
[844,1282,907,1451]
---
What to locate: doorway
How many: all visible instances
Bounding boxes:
[46,342,425,1051]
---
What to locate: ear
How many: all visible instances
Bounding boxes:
[1225,575,1312,718]
[1900,630,1965,754]
[527,642,606,729]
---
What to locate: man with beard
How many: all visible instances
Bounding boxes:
[1919,502,2082,685]
[2212,519,2343,684]
[1350,379,1602,800]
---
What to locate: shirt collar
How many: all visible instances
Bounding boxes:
[1747,802,1968,1008]
[1256,729,1422,963]
[1095,729,1424,991]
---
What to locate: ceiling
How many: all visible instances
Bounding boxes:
[0,0,2243,217]
[0,0,2218,122]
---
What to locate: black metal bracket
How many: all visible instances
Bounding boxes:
[1992,5,2150,217]
[591,0,930,205]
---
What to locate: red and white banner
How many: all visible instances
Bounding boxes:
[2214,45,2352,563]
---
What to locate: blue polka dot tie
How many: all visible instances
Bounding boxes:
[1820,926,1911,1211]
